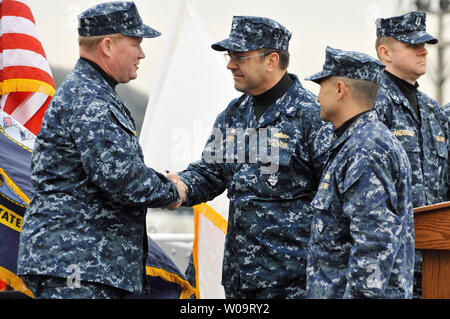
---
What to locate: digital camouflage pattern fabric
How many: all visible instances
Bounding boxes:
[375,11,437,45]
[78,1,161,38]
[374,72,449,299]
[211,16,291,52]
[307,111,415,299]
[17,58,180,294]
[20,275,128,299]
[305,47,414,298]
[375,11,447,298]
[305,46,385,84]
[374,75,449,207]
[179,74,335,298]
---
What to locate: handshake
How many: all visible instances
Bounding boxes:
[164,171,188,210]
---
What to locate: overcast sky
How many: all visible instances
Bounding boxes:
[28,0,449,103]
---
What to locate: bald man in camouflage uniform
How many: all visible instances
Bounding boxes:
[305,47,415,299]
[168,16,335,299]
[373,11,450,298]
[17,2,185,299]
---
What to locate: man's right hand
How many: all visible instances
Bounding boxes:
[164,171,188,210]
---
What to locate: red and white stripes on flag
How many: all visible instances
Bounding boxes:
[0,0,55,135]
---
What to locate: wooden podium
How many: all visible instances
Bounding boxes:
[414,201,450,299]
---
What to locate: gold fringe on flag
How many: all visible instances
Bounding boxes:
[145,266,195,299]
[0,168,30,206]
[0,266,34,298]
[0,79,55,96]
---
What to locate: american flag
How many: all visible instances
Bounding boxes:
[0,0,55,136]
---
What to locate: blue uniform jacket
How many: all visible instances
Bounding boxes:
[374,73,449,206]
[17,59,179,293]
[307,111,415,299]
[179,74,335,296]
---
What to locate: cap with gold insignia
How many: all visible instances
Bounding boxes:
[375,11,437,45]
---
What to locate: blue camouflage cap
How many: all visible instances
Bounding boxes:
[78,1,161,38]
[376,11,437,45]
[211,16,291,52]
[305,46,385,84]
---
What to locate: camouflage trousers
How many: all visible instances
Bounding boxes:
[185,255,306,299]
[226,285,305,299]
[21,275,129,299]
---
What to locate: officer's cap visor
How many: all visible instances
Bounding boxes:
[304,71,332,84]
[394,31,438,45]
[211,38,247,52]
[121,24,161,38]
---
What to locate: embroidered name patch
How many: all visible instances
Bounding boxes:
[394,129,415,137]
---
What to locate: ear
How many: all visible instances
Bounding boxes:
[335,80,348,102]
[377,44,392,64]
[99,37,114,58]
[266,52,280,72]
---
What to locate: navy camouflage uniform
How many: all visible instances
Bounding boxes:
[305,47,415,299]
[17,2,179,299]
[445,103,450,119]
[373,12,450,298]
[179,16,335,298]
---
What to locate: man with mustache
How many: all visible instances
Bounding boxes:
[167,16,334,298]
[17,1,187,299]
[373,11,450,298]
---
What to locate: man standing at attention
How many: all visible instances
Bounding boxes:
[167,16,334,299]
[305,46,415,299]
[374,11,450,298]
[17,2,187,299]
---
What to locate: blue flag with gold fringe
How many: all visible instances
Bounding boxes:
[126,236,195,299]
[0,115,34,298]
[0,111,193,299]
[0,110,194,299]
[144,236,195,299]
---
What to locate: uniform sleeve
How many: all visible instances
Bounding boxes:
[309,120,335,180]
[298,103,335,182]
[178,114,227,207]
[74,103,179,208]
[340,150,409,298]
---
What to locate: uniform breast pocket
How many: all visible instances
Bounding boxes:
[312,177,333,212]
[310,191,333,239]
[128,134,143,158]
[255,150,293,197]
[109,110,141,153]
[429,124,447,159]
[310,180,351,249]
[395,133,420,154]
[427,121,448,185]
[394,133,421,167]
